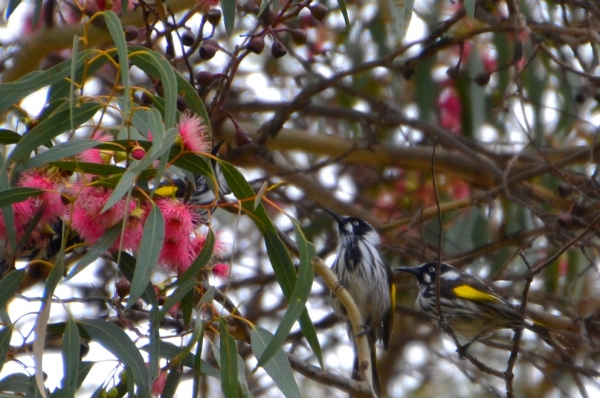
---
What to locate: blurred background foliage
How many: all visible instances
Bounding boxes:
[1,0,600,396]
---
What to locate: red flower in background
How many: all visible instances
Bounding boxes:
[438,85,462,133]
[177,112,211,153]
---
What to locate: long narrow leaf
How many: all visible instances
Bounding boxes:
[127,203,164,308]
[7,102,101,168]
[61,317,80,398]
[0,270,25,309]
[219,318,239,398]
[18,140,101,171]
[78,319,150,397]
[218,160,323,367]
[251,327,301,398]
[255,220,315,369]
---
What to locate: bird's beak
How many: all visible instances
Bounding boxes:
[324,208,345,224]
[394,266,420,277]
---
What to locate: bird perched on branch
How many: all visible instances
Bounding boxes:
[325,209,394,397]
[396,262,568,357]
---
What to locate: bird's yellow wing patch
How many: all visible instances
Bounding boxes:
[453,285,501,302]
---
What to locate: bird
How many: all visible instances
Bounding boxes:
[325,209,394,397]
[396,262,568,357]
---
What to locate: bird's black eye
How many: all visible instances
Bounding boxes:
[428,266,435,273]
[353,221,359,226]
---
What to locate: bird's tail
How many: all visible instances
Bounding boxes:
[351,337,380,397]
[526,319,571,350]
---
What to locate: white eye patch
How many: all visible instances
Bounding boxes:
[442,270,460,280]
[423,273,431,283]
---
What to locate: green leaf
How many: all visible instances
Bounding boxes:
[126,49,177,129]
[139,340,220,379]
[255,220,315,369]
[160,366,181,398]
[178,229,215,285]
[66,224,121,279]
[0,154,16,253]
[18,140,101,171]
[5,0,23,18]
[0,187,43,208]
[76,362,96,391]
[336,0,350,32]
[49,161,125,176]
[128,48,210,134]
[0,129,21,145]
[388,0,414,41]
[222,0,236,36]
[0,270,25,309]
[464,0,475,19]
[61,317,80,398]
[218,161,323,367]
[219,317,239,398]
[0,326,12,373]
[0,49,107,112]
[127,203,164,308]
[118,252,158,307]
[6,102,102,168]
[251,327,301,398]
[78,319,150,397]
[101,11,130,119]
[0,373,31,393]
[154,278,197,322]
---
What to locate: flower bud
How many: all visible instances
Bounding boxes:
[247,35,265,54]
[131,145,145,160]
[271,40,287,58]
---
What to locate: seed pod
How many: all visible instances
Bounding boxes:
[446,65,460,80]
[124,26,139,42]
[181,31,195,47]
[247,35,265,54]
[207,8,222,26]
[234,125,252,146]
[196,71,217,86]
[288,28,308,45]
[557,183,574,197]
[474,72,490,86]
[309,4,328,21]
[271,40,287,58]
[199,39,220,60]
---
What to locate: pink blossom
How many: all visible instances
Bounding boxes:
[198,0,221,13]
[177,112,210,153]
[0,199,36,243]
[212,263,230,279]
[438,86,461,133]
[157,198,199,242]
[168,301,181,318]
[80,131,113,164]
[159,238,195,273]
[152,370,168,397]
[69,185,139,249]
[18,171,65,226]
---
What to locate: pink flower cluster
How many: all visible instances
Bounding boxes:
[70,185,143,251]
[65,188,225,274]
[177,112,211,153]
[0,172,65,252]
